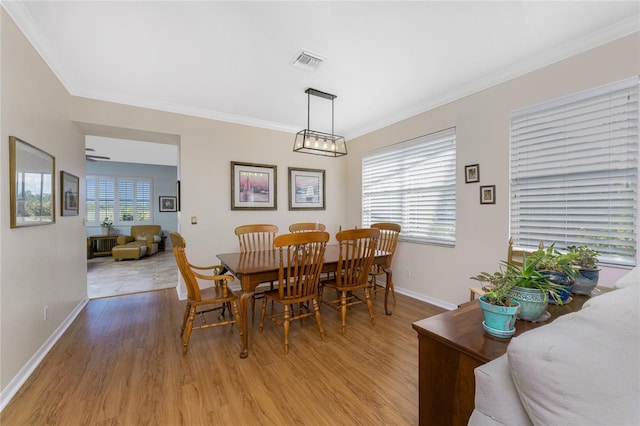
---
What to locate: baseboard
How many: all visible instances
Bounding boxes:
[373,278,458,311]
[0,297,89,412]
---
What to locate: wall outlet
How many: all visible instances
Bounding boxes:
[191,216,197,224]
[43,306,48,321]
[404,268,412,278]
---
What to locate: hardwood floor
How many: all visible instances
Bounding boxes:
[1,287,445,425]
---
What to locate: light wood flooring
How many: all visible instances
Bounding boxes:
[1,284,445,425]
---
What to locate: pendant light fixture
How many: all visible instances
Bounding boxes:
[293,88,347,157]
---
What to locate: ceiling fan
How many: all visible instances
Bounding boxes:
[85,148,110,162]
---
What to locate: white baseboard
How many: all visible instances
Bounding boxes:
[0,297,89,412]
[373,278,458,311]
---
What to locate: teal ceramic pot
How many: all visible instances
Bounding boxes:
[478,296,520,338]
[572,268,600,295]
[508,286,549,322]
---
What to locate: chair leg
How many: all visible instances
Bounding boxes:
[180,302,191,337]
[365,287,375,326]
[259,297,268,332]
[313,298,326,342]
[182,305,196,355]
[340,291,348,335]
[231,299,243,338]
[283,304,291,354]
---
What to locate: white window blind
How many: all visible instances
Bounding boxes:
[87,175,153,225]
[362,128,456,246]
[510,77,639,267]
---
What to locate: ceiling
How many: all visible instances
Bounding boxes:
[4,1,639,158]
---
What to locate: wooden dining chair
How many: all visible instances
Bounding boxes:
[259,231,330,354]
[368,223,401,302]
[234,224,279,315]
[170,232,242,354]
[289,222,327,233]
[320,228,380,335]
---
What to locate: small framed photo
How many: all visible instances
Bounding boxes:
[231,161,277,210]
[480,185,496,204]
[465,164,479,183]
[61,171,79,216]
[288,167,325,210]
[159,196,177,212]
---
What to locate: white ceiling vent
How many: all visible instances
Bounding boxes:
[292,50,324,71]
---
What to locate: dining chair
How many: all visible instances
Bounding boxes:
[289,222,327,232]
[169,232,242,354]
[234,224,279,315]
[469,237,545,301]
[320,228,380,335]
[368,223,401,302]
[259,231,330,354]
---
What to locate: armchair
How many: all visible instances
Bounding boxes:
[112,225,162,261]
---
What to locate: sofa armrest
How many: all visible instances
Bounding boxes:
[116,236,134,245]
[470,355,532,426]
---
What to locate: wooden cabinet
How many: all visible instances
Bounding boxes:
[88,235,119,258]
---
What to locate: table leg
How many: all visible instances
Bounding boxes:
[384,268,393,315]
[238,284,253,358]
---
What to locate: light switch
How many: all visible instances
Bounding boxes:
[191,216,197,224]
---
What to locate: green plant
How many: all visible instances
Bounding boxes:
[470,268,516,307]
[567,245,600,270]
[101,217,113,230]
[530,243,578,277]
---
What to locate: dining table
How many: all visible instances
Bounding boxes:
[217,244,392,358]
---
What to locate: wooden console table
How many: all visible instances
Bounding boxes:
[88,235,119,258]
[412,293,603,426]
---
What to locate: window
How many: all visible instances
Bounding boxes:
[86,175,153,225]
[510,77,639,267]
[362,128,456,246]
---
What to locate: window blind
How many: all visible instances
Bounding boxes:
[362,128,456,246]
[510,77,639,266]
[87,175,153,225]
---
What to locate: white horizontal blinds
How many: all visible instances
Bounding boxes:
[119,180,134,222]
[362,128,456,246]
[98,177,115,224]
[510,77,639,266]
[136,180,152,222]
[86,176,96,223]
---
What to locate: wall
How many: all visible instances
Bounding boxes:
[85,160,178,247]
[1,10,87,394]
[346,32,640,307]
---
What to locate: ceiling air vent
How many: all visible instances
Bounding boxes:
[292,50,324,71]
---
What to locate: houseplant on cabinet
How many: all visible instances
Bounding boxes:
[530,244,578,304]
[101,217,113,236]
[567,245,600,295]
[471,266,520,338]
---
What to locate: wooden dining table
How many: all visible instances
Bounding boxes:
[217,244,392,358]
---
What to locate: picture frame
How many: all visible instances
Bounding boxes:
[288,167,325,210]
[465,164,479,183]
[480,185,496,204]
[9,136,56,227]
[60,171,79,216]
[231,161,277,210]
[159,196,177,212]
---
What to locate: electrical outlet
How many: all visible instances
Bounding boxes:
[191,216,197,224]
[43,306,48,321]
[404,268,412,278]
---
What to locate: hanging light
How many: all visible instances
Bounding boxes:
[293,88,347,157]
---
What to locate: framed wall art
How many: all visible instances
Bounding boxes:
[480,185,496,204]
[231,161,277,210]
[288,167,325,210]
[159,196,177,212]
[60,171,79,216]
[465,164,479,183]
[9,136,56,227]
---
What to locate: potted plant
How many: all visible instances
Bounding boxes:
[470,267,520,338]
[101,217,113,236]
[567,245,600,295]
[530,244,578,304]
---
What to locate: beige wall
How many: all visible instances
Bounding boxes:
[346,32,639,306]
[1,10,87,391]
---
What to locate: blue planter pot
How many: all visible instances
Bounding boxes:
[508,286,549,322]
[572,268,600,295]
[540,271,574,304]
[478,296,520,338]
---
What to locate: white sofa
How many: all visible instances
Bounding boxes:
[469,267,640,426]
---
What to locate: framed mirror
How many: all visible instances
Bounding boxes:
[10,136,56,227]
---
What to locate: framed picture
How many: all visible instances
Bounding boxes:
[9,136,56,227]
[465,164,479,183]
[159,196,177,212]
[176,180,181,211]
[231,161,277,210]
[60,171,79,216]
[480,185,496,204]
[288,167,325,210]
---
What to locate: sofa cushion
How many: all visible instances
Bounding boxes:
[614,265,639,289]
[507,284,640,425]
